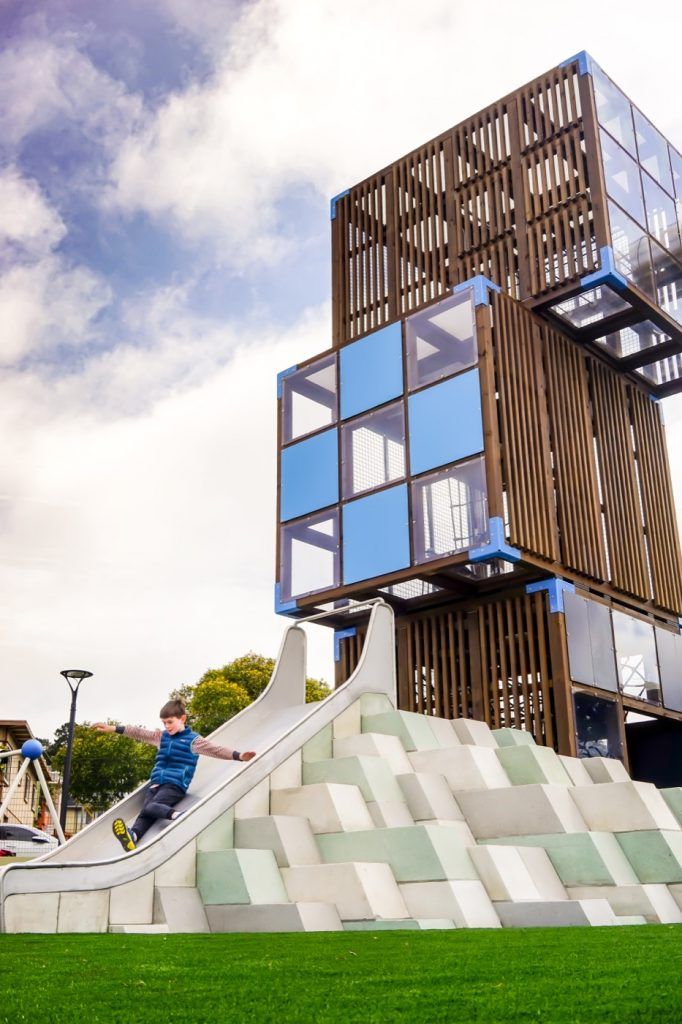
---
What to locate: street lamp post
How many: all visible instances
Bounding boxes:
[58,669,93,835]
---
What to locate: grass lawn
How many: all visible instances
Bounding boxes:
[0,927,680,1023]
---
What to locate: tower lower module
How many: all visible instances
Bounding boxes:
[275,52,682,785]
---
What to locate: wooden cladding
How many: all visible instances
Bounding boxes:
[490,293,682,614]
[401,607,473,720]
[332,58,599,344]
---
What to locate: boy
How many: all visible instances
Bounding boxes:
[93,699,255,853]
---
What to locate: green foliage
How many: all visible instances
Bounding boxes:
[50,723,156,814]
[174,651,331,736]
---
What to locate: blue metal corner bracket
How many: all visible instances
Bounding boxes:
[334,627,357,662]
[560,51,593,76]
[330,189,351,220]
[277,365,298,399]
[581,247,627,293]
[468,517,520,563]
[526,578,576,614]
[274,582,298,617]
[454,275,502,308]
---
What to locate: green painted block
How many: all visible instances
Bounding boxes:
[616,830,682,883]
[661,789,682,827]
[479,832,638,887]
[495,745,571,786]
[492,728,536,747]
[317,825,477,882]
[196,809,234,852]
[362,710,437,751]
[303,755,405,804]
[196,849,288,906]
[359,693,395,716]
[302,724,333,763]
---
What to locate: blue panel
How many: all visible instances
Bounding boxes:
[340,323,403,419]
[408,369,483,476]
[343,484,410,585]
[280,428,338,522]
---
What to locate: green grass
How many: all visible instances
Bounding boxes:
[0,928,680,1023]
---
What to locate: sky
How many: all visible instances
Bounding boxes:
[1,0,682,738]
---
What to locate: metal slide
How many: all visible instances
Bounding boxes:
[0,601,396,929]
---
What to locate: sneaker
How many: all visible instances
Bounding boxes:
[112,817,136,852]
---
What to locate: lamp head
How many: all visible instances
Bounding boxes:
[60,669,93,684]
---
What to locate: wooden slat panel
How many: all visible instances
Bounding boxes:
[491,292,558,560]
[629,386,682,613]
[590,361,650,598]
[543,325,608,579]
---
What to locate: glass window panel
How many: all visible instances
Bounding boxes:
[412,456,488,563]
[592,66,636,154]
[656,627,682,713]
[650,240,682,325]
[565,592,618,692]
[636,353,682,386]
[593,319,671,360]
[608,202,654,296]
[642,173,681,258]
[281,355,337,444]
[612,610,661,703]
[341,402,405,498]
[550,286,630,329]
[574,692,623,760]
[670,147,682,200]
[406,289,477,390]
[280,510,339,601]
[600,130,645,225]
[634,109,674,196]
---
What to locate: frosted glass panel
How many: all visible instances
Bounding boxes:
[281,355,337,444]
[412,457,488,562]
[280,510,339,601]
[341,402,405,498]
[612,610,661,703]
[406,289,477,390]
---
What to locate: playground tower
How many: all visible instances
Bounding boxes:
[275,53,682,784]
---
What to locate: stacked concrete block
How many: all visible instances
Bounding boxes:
[409,747,511,791]
[303,755,407,805]
[206,902,342,933]
[569,781,680,832]
[282,862,409,920]
[558,756,594,786]
[616,830,682,883]
[196,848,289,905]
[492,728,536,747]
[270,782,374,833]
[451,719,497,747]
[480,832,639,887]
[469,844,566,902]
[566,883,682,923]
[456,785,587,839]
[317,825,478,883]
[234,815,321,867]
[362,710,441,750]
[399,880,501,928]
[661,788,682,825]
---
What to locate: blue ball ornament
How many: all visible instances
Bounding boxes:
[21,739,43,760]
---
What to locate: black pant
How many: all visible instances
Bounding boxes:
[131,783,185,841]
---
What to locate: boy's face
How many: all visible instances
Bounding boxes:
[161,714,187,735]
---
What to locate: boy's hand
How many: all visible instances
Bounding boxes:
[93,723,115,733]
[240,751,256,761]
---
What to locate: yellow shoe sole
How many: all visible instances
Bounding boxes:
[112,817,136,852]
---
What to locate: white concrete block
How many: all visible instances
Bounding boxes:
[334,733,413,775]
[270,783,374,834]
[420,820,476,845]
[669,883,682,910]
[269,751,302,790]
[581,757,630,784]
[569,781,680,833]
[58,890,109,933]
[409,747,510,791]
[514,846,567,900]
[109,924,169,934]
[566,884,682,924]
[456,785,588,839]
[559,756,593,786]
[234,815,321,867]
[451,719,497,747]
[154,839,197,887]
[362,710,439,751]
[109,873,154,925]
[3,893,59,933]
[359,693,395,716]
[234,777,270,819]
[397,772,464,823]
[282,862,409,921]
[205,902,343,932]
[427,717,463,748]
[495,899,616,928]
[154,886,210,932]
[469,845,543,902]
[367,801,414,828]
[196,809,234,852]
[333,701,362,739]
[399,880,501,928]
[296,902,344,931]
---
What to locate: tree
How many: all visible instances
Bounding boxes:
[174,651,331,736]
[50,723,156,814]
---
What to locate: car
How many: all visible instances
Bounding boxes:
[0,824,58,859]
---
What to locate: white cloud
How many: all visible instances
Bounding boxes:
[0,168,66,257]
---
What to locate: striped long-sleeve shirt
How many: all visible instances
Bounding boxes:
[118,725,238,760]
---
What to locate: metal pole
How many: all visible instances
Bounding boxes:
[59,684,79,835]
[33,760,66,844]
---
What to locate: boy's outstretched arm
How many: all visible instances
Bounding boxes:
[191,737,256,762]
[92,723,162,748]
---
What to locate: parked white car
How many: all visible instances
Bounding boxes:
[0,824,58,859]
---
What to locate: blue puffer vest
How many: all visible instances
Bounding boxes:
[150,727,200,792]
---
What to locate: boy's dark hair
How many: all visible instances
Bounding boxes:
[159,699,187,719]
